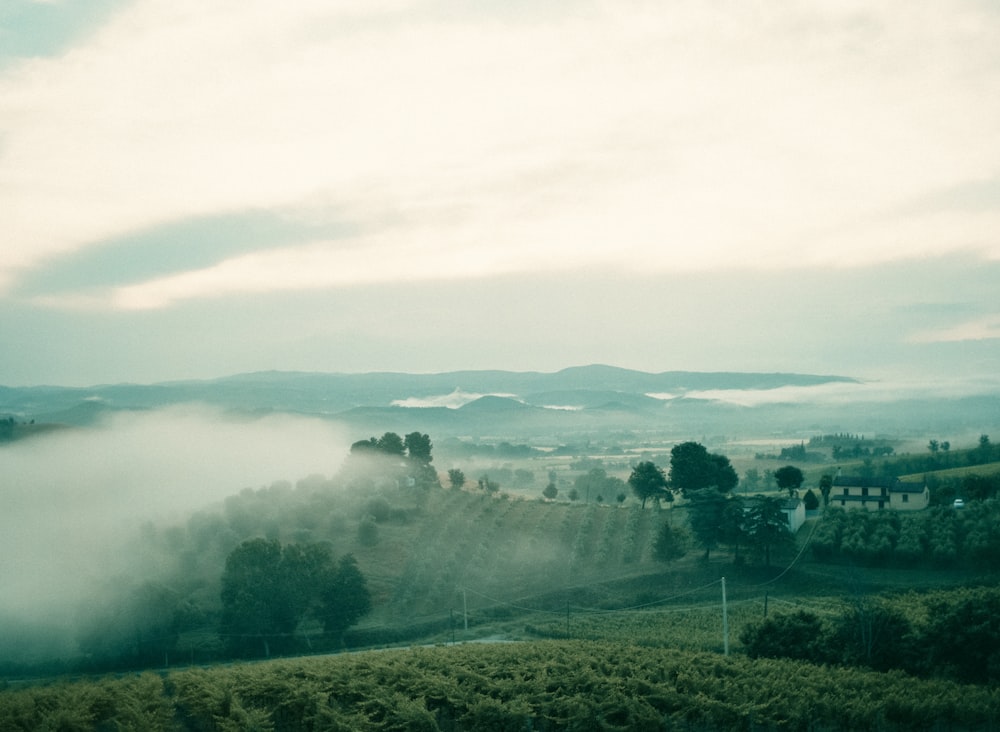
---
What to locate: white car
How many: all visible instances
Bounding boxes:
[953,498,965,509]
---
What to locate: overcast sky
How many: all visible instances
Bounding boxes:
[1,0,998,387]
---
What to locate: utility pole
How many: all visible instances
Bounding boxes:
[462,588,469,632]
[721,577,729,656]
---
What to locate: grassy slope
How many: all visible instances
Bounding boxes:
[900,460,1000,480]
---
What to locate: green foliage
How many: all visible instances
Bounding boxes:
[686,489,728,558]
[668,442,738,495]
[774,465,804,495]
[743,495,794,566]
[318,554,373,641]
[741,610,826,662]
[219,538,371,657]
[738,586,1000,684]
[921,586,1000,684]
[809,502,1000,569]
[802,488,819,510]
[626,461,668,507]
[404,432,433,463]
[652,521,687,563]
[4,641,999,731]
[447,468,465,489]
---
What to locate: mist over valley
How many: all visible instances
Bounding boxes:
[2,364,999,683]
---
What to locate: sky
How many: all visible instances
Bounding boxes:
[1,0,999,387]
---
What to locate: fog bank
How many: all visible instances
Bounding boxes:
[0,405,349,621]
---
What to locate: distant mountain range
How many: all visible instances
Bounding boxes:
[1,365,998,441]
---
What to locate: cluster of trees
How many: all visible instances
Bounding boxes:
[220,538,371,658]
[351,431,433,463]
[347,431,439,490]
[741,586,1000,684]
[811,502,1000,569]
[625,442,739,508]
[625,443,796,565]
[681,493,795,564]
[776,442,826,462]
[927,470,1000,505]
[856,434,999,482]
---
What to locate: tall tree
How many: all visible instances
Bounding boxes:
[628,461,669,508]
[818,474,833,506]
[669,442,738,496]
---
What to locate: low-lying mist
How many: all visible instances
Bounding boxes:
[0,405,349,628]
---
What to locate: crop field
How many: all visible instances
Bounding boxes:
[3,640,998,731]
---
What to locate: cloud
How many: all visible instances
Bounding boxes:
[0,405,349,618]
[2,1,999,305]
[909,314,1000,343]
[390,389,517,409]
[650,374,1000,408]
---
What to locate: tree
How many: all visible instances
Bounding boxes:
[774,465,804,498]
[928,439,939,453]
[628,461,669,508]
[668,442,738,496]
[686,489,727,559]
[377,432,405,456]
[350,437,379,454]
[802,488,819,511]
[447,468,466,490]
[575,467,608,503]
[653,522,687,563]
[219,539,371,658]
[404,432,433,463]
[745,495,794,566]
[542,482,558,500]
[219,538,295,658]
[317,554,372,645]
[818,474,833,506]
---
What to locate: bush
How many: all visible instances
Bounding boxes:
[740,610,827,663]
